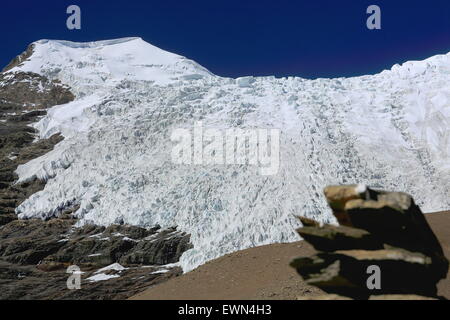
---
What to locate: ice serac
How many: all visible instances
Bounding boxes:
[5,38,450,272]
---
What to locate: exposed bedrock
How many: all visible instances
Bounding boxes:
[1,44,35,73]
[0,70,75,219]
[0,217,192,299]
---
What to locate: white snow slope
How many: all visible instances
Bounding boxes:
[6,37,450,271]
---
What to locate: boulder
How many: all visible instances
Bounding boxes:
[291,184,449,300]
[296,224,382,252]
[292,248,438,298]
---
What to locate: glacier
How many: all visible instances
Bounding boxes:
[5,37,450,271]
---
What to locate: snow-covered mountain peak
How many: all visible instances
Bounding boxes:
[6,38,450,272]
[6,37,213,96]
[34,37,143,48]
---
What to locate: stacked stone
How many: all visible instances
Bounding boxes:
[290,185,448,300]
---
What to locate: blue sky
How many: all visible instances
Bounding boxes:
[1,0,450,78]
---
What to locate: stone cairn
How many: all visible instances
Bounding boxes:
[290,185,449,300]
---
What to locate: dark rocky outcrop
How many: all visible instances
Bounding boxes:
[290,185,449,300]
[0,258,182,300]
[0,217,192,299]
[2,44,35,73]
[0,134,64,218]
[0,71,75,218]
[0,72,75,112]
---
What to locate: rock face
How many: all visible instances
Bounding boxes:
[0,72,75,110]
[1,44,35,72]
[0,71,75,220]
[0,217,191,299]
[291,185,449,299]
